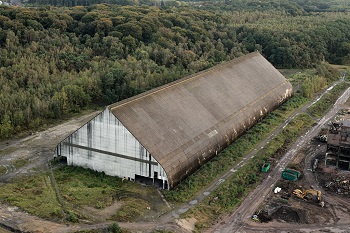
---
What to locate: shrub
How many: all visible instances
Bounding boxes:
[109,222,121,233]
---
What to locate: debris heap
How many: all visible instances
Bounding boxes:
[325,176,350,195]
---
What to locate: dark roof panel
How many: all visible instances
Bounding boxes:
[109,52,293,188]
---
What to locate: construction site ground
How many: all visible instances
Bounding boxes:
[252,141,350,227]
[252,126,350,229]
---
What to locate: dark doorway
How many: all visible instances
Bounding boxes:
[338,160,350,170]
[55,156,67,164]
[135,175,166,189]
[135,174,154,186]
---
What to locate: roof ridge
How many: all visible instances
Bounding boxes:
[109,51,260,110]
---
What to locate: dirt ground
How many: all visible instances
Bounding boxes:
[249,97,350,228]
[255,136,350,227]
[0,111,101,182]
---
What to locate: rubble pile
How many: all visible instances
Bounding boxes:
[256,210,272,223]
[325,176,350,195]
[316,134,327,142]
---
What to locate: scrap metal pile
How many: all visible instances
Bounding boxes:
[325,176,350,195]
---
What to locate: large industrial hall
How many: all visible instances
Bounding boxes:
[55,51,293,189]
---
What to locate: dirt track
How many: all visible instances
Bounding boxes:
[0,111,101,183]
[0,111,102,232]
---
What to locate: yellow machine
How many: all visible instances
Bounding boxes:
[293,189,324,207]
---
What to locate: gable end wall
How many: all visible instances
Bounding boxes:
[55,108,168,188]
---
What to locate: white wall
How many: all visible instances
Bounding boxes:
[56,108,168,188]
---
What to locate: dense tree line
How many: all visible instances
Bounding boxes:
[25,0,157,7]
[0,4,350,139]
[195,0,350,14]
[24,0,350,13]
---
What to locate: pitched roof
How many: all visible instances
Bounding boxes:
[109,51,293,188]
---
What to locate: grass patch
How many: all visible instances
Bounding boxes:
[186,113,315,231]
[112,197,150,222]
[0,165,165,222]
[10,158,30,169]
[308,82,350,118]
[55,166,118,208]
[0,166,7,175]
[279,69,303,78]
[0,174,62,219]
[55,166,166,222]
[75,222,126,233]
[329,64,350,74]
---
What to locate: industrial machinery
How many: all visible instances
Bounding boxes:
[293,189,324,207]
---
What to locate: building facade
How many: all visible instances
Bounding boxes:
[56,108,169,188]
[326,120,350,170]
[55,52,293,189]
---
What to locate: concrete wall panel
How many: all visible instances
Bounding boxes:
[56,108,168,186]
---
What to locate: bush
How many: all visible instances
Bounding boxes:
[109,222,121,233]
[67,211,78,223]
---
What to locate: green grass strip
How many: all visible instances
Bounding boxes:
[308,82,350,118]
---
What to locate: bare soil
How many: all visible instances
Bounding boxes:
[0,111,101,182]
[81,201,123,222]
[256,139,350,227]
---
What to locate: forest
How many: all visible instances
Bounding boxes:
[0,0,350,139]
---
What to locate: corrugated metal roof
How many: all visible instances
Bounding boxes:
[109,51,293,188]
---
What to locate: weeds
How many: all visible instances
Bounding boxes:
[112,197,150,222]
[11,158,29,169]
[308,82,350,118]
[0,166,6,175]
[109,222,122,233]
[0,165,164,222]
[0,174,62,219]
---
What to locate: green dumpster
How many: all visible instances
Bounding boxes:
[261,162,271,172]
[281,169,301,181]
